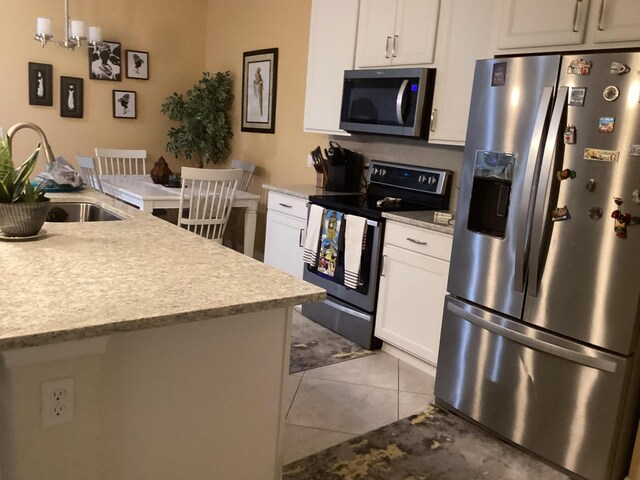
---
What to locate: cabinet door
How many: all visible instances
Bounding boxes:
[429,0,494,145]
[593,0,640,43]
[264,210,306,279]
[375,243,450,365]
[304,0,360,134]
[392,0,440,66]
[355,0,397,68]
[498,0,590,49]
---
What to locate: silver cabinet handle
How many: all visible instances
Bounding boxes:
[572,0,583,32]
[385,36,392,58]
[406,237,427,246]
[392,34,398,57]
[278,203,292,208]
[598,0,607,30]
[430,109,438,132]
[298,228,305,248]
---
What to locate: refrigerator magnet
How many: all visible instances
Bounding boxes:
[584,148,619,163]
[552,206,571,222]
[629,145,640,156]
[491,62,507,87]
[568,87,586,106]
[603,86,620,102]
[610,62,630,75]
[564,125,577,144]
[598,117,615,133]
[588,207,603,220]
[567,59,592,75]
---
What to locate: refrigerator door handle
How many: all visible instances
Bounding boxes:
[447,299,618,373]
[514,86,555,293]
[527,86,569,298]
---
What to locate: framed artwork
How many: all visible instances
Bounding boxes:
[241,48,278,134]
[88,41,122,81]
[113,90,136,119]
[125,50,149,80]
[28,62,53,106]
[60,76,83,118]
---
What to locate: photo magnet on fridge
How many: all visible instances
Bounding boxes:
[568,87,586,106]
[491,62,507,87]
[599,117,615,133]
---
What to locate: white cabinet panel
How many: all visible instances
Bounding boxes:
[304,0,359,135]
[429,0,494,145]
[264,192,307,280]
[593,0,640,43]
[375,243,449,365]
[498,0,590,49]
[355,0,440,68]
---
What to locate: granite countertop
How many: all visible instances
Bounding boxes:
[263,183,357,199]
[382,210,456,236]
[0,191,325,351]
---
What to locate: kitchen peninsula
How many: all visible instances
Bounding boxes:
[0,191,324,480]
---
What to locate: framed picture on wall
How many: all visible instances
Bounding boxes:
[113,90,136,119]
[125,50,149,80]
[28,62,53,106]
[241,48,278,134]
[88,41,122,81]
[60,76,83,118]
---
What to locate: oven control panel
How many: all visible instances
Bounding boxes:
[368,161,449,195]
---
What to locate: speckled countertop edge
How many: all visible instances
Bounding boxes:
[0,190,325,351]
[382,210,455,235]
[262,184,359,199]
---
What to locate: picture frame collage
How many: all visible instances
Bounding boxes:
[28,42,149,120]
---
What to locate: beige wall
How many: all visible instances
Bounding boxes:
[0,0,208,171]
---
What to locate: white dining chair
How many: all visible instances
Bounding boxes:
[94,147,147,175]
[230,159,256,192]
[178,167,244,242]
[76,155,104,193]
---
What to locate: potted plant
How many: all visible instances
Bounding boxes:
[161,71,234,168]
[0,137,49,237]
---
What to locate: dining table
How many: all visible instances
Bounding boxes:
[99,175,260,257]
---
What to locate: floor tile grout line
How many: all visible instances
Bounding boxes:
[284,421,361,437]
[298,374,400,392]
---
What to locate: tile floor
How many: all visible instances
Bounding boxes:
[281,348,436,464]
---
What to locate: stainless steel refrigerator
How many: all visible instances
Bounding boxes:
[435,52,640,480]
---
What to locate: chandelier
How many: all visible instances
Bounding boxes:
[35,0,102,49]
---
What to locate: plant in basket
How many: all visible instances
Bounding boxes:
[0,137,49,237]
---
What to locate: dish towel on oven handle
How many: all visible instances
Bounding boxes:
[344,214,367,288]
[303,204,325,268]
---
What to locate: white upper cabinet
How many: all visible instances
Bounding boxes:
[593,0,640,43]
[355,0,440,68]
[497,0,640,51]
[303,0,360,135]
[428,0,494,146]
[498,0,590,49]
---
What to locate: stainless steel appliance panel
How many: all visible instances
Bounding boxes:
[435,296,630,480]
[523,52,640,355]
[448,56,562,319]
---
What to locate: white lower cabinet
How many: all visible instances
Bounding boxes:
[375,221,452,365]
[264,192,307,279]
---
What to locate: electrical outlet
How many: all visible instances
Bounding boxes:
[41,378,74,427]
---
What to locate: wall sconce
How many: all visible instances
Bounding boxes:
[35,0,102,49]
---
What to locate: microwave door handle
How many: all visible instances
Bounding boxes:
[528,86,569,298]
[396,79,409,125]
[514,86,554,293]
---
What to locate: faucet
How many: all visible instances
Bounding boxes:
[6,122,56,169]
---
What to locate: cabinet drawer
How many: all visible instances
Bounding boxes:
[384,221,452,260]
[267,192,308,219]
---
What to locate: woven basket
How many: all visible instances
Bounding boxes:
[0,200,51,237]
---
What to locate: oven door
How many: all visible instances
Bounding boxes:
[303,213,383,313]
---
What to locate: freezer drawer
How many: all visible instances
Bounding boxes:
[435,296,632,480]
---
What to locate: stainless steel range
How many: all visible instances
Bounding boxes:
[301,160,452,349]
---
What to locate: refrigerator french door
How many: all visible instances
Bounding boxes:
[436,52,640,480]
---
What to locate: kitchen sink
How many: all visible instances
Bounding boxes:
[46,202,124,222]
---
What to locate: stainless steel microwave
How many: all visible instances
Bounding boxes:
[339,68,436,139]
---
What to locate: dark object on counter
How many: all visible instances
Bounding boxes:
[322,141,363,193]
[150,156,173,185]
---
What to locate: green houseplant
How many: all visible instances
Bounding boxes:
[0,137,49,237]
[161,71,234,168]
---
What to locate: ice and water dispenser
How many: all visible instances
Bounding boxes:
[467,151,516,238]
